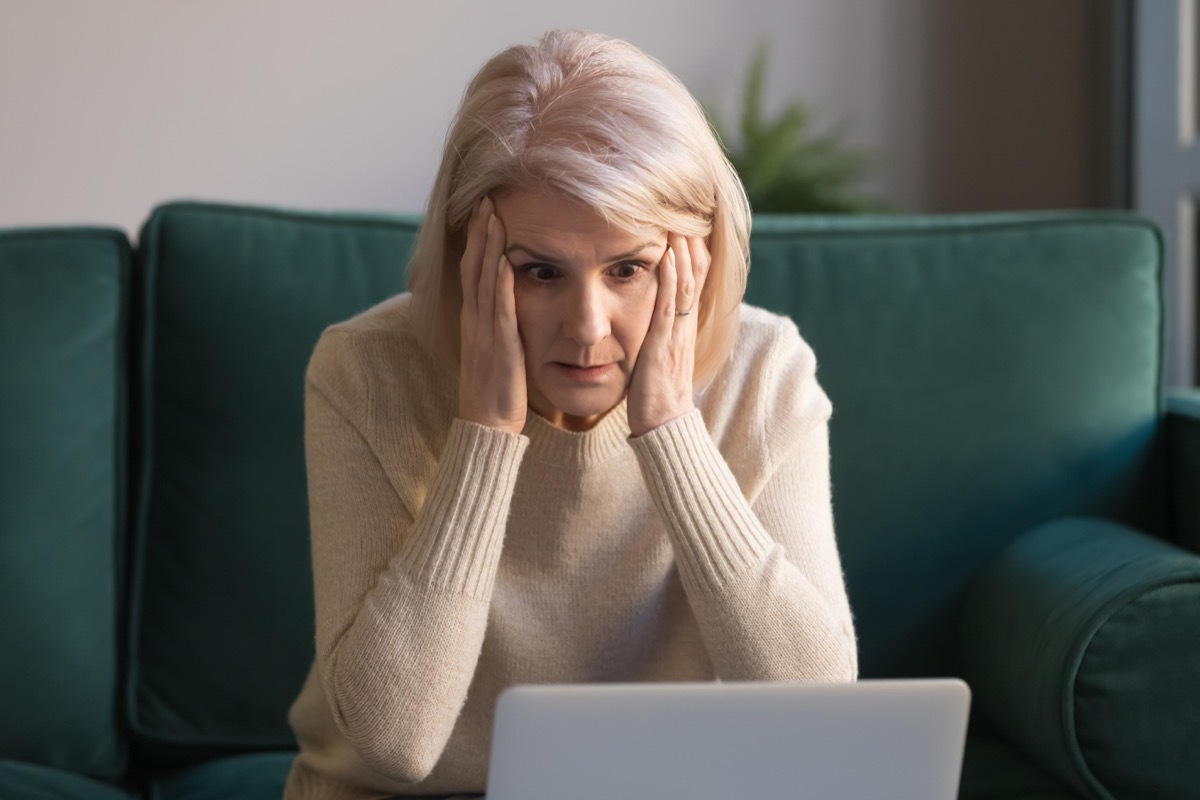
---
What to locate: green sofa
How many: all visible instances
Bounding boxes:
[2,202,1197,800]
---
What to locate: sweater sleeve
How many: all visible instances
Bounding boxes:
[303,329,527,783]
[628,326,857,684]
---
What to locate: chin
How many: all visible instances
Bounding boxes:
[538,386,626,423]
[554,394,623,419]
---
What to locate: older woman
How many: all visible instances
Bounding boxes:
[284,29,857,800]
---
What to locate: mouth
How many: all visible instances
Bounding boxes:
[551,362,615,382]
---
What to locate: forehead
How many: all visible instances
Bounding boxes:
[493,187,663,254]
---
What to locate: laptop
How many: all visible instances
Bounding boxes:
[485,679,970,800]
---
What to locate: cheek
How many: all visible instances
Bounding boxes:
[512,287,547,349]
[618,289,658,356]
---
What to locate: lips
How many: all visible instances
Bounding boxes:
[552,362,615,382]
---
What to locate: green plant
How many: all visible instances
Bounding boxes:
[706,44,884,213]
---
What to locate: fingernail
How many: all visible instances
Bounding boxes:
[488,215,495,235]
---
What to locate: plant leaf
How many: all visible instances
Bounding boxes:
[703,39,885,214]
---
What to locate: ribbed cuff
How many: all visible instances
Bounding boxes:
[397,418,528,599]
[629,409,774,596]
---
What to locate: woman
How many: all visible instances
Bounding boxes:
[284,29,857,800]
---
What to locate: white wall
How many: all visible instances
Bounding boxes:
[0,1,1088,237]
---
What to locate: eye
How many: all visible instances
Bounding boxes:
[609,262,646,282]
[520,263,560,283]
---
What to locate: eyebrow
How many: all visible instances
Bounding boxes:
[505,241,659,264]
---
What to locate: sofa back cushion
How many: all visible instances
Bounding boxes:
[0,228,132,780]
[744,212,1167,677]
[128,203,414,762]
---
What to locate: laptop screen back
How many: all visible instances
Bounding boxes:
[486,679,970,800]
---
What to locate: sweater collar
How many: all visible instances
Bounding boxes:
[521,398,632,466]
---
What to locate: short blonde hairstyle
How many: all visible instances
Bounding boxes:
[406,29,751,385]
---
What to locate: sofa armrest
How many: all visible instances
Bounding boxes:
[960,517,1200,800]
[1167,388,1200,552]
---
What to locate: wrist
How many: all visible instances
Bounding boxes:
[457,412,526,437]
[628,399,695,438]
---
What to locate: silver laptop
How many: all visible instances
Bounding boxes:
[486,679,970,800]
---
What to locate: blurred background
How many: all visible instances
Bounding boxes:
[0,0,1120,230]
[1,0,1191,380]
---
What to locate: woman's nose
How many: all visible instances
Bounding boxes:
[562,283,611,346]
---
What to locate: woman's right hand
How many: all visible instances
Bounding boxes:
[457,196,527,435]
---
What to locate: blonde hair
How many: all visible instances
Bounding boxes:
[406,29,751,384]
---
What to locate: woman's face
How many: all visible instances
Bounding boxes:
[492,187,667,432]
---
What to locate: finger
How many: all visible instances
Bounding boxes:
[650,244,678,343]
[688,235,712,309]
[670,233,695,322]
[459,196,493,312]
[477,212,505,325]
[496,254,522,356]
[691,237,705,293]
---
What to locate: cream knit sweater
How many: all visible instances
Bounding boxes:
[283,293,857,799]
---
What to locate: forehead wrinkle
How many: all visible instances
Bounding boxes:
[505,239,660,265]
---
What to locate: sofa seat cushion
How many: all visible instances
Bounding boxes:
[0,228,132,779]
[959,732,1080,800]
[0,759,133,800]
[147,751,295,800]
[141,742,1077,800]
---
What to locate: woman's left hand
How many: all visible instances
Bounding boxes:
[627,233,711,437]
